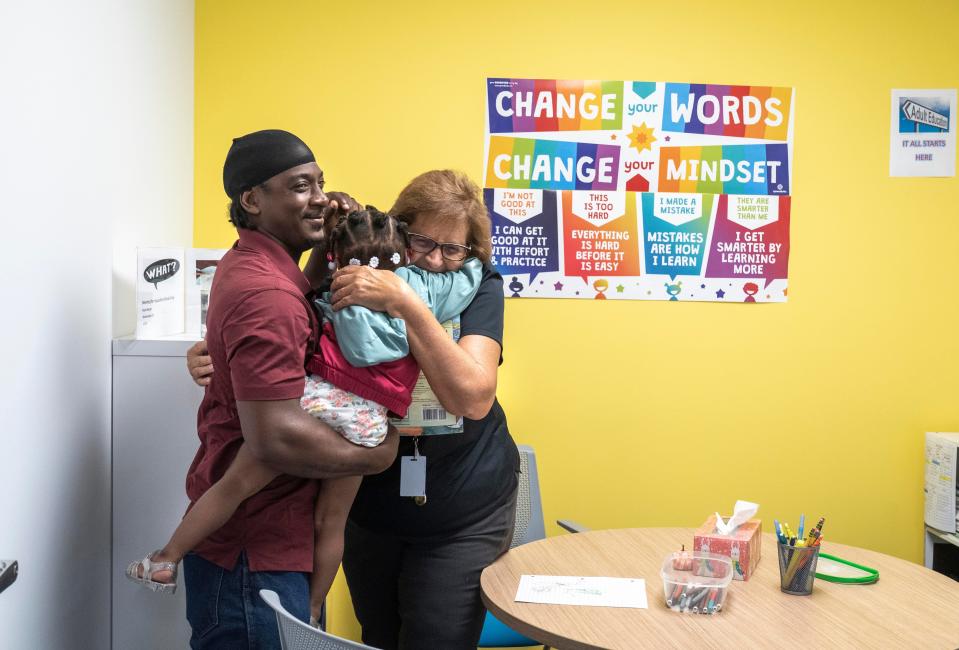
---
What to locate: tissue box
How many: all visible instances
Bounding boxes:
[693,515,762,581]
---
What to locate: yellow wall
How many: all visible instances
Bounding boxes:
[196,0,959,639]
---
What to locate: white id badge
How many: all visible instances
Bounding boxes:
[399,455,426,498]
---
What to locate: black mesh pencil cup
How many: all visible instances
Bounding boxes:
[777,542,820,595]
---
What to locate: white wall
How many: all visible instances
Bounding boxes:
[0,2,193,647]
[110,2,196,337]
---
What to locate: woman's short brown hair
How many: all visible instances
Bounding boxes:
[389,170,492,263]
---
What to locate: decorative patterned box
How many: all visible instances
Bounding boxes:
[693,515,762,581]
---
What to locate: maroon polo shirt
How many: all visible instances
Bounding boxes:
[185,228,320,572]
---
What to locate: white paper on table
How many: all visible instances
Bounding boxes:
[515,575,647,609]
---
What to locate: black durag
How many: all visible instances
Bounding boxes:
[222,129,316,198]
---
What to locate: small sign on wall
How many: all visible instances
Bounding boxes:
[890,89,956,177]
[136,247,185,338]
[135,247,228,338]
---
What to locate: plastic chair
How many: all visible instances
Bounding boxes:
[477,444,547,648]
[259,589,377,650]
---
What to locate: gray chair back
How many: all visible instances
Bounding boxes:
[511,444,546,548]
[259,589,377,650]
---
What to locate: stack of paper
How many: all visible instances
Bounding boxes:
[515,575,648,609]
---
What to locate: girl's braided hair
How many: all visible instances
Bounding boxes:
[329,206,409,271]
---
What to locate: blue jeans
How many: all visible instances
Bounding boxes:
[183,552,310,650]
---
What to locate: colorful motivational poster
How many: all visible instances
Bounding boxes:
[889,89,956,177]
[483,78,795,302]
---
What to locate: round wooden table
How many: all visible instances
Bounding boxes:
[480,528,959,649]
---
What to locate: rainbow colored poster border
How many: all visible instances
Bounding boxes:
[482,78,795,303]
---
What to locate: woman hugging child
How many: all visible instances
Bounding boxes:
[126,207,481,626]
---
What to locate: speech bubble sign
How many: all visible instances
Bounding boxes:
[484,188,559,289]
[641,192,713,280]
[561,190,641,285]
[143,258,181,289]
[704,195,790,290]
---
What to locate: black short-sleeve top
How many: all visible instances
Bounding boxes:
[348,263,520,537]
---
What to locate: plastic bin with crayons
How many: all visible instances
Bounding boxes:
[660,548,733,614]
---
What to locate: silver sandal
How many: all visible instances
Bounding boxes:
[125,550,178,594]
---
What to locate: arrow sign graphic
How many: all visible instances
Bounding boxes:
[902,99,949,131]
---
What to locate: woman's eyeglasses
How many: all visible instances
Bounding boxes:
[407,232,471,261]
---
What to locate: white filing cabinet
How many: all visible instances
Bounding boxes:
[112,337,202,649]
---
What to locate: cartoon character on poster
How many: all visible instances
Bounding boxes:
[665,281,683,301]
[593,279,608,299]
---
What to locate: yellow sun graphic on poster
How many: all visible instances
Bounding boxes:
[628,122,657,154]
